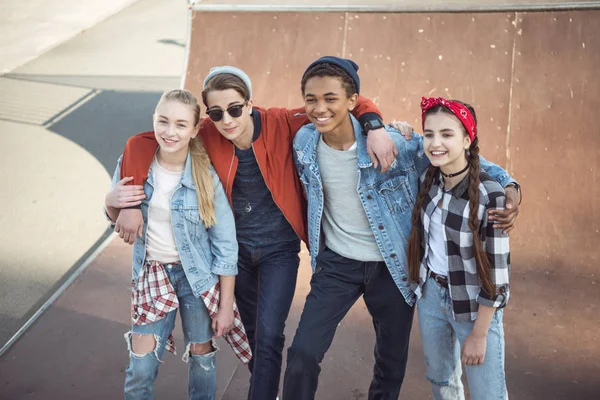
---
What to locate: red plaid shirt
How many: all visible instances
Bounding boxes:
[131,260,252,364]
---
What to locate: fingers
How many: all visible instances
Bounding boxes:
[212,318,217,335]
[117,177,143,188]
[389,120,401,131]
[214,322,224,338]
[118,194,145,208]
[128,230,136,245]
[502,226,514,234]
[367,147,379,170]
[137,222,144,239]
[379,151,395,173]
[116,176,135,186]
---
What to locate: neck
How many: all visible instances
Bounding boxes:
[157,147,187,172]
[232,116,254,150]
[321,115,355,150]
[440,158,469,190]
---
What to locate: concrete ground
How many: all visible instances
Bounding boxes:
[0,0,188,349]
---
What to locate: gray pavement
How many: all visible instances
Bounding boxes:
[0,0,188,349]
[0,0,138,74]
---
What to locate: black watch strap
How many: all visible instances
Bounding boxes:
[362,117,385,135]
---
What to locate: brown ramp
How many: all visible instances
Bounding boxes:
[184,4,600,399]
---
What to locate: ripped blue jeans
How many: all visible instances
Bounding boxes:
[124,262,216,400]
[417,277,508,400]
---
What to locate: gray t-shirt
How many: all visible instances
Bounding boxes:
[317,135,383,262]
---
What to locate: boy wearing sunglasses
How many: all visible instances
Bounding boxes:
[107,66,397,400]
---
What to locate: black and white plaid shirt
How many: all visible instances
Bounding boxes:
[413,170,510,322]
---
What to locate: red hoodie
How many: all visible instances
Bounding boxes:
[120,99,381,245]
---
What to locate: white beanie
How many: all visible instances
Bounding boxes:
[203,66,252,98]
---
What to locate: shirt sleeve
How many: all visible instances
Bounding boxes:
[104,156,123,228]
[207,170,239,276]
[120,132,158,186]
[476,190,510,308]
[479,156,518,189]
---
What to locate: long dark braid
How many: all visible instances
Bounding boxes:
[466,136,495,297]
[407,165,438,283]
[412,101,495,296]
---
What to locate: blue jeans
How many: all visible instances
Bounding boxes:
[124,262,216,400]
[417,276,508,400]
[235,239,301,400]
[283,248,415,400]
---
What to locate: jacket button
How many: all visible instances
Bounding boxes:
[390,253,397,258]
[378,225,384,230]
[137,259,143,264]
[366,195,373,199]
[402,277,408,281]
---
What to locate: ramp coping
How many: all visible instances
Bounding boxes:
[189,1,600,12]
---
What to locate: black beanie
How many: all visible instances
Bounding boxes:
[302,56,360,94]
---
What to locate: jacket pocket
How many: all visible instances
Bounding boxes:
[376,174,414,214]
[183,207,205,241]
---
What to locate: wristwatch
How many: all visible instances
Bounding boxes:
[363,118,385,134]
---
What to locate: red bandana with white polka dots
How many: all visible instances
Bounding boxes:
[421,97,477,141]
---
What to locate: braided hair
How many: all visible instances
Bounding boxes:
[407,101,495,297]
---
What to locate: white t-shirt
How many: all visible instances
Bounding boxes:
[145,157,183,263]
[426,205,449,276]
[317,136,383,262]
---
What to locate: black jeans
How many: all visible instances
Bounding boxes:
[235,239,301,400]
[283,248,415,400]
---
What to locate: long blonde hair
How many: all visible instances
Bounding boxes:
[158,89,216,227]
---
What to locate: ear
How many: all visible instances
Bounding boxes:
[191,123,200,139]
[463,135,472,150]
[347,93,359,111]
[247,98,254,112]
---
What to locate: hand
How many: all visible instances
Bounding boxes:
[105,177,145,209]
[212,305,234,338]
[114,208,144,245]
[388,120,414,139]
[461,332,487,365]
[488,186,520,234]
[367,127,398,173]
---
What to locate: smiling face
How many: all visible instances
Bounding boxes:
[153,99,199,157]
[423,111,471,172]
[303,75,358,136]
[205,88,253,145]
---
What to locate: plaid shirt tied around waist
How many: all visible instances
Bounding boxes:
[414,170,510,322]
[131,260,252,364]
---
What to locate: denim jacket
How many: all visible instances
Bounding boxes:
[292,115,515,305]
[109,153,238,297]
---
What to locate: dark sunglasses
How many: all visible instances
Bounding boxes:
[206,102,247,122]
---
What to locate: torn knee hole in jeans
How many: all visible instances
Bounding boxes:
[124,331,162,363]
[182,339,219,364]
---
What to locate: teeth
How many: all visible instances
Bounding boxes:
[431,151,446,155]
[316,117,331,121]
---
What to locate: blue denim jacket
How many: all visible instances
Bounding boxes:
[110,153,238,297]
[292,115,515,305]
